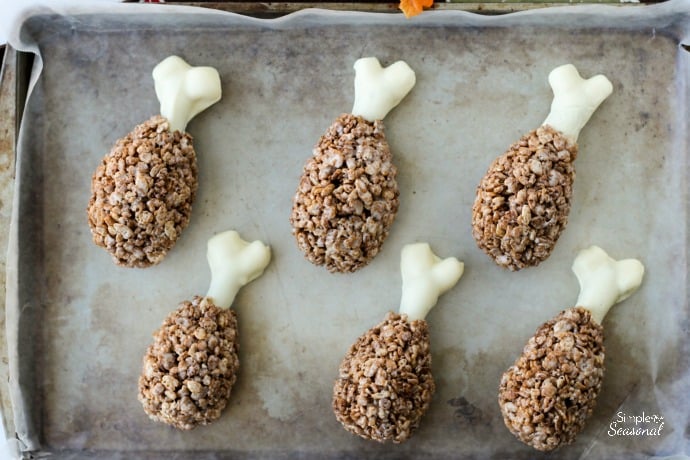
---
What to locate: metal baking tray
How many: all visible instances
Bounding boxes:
[5,2,690,458]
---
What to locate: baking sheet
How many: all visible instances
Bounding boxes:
[5,1,690,458]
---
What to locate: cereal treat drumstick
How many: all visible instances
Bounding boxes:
[333,243,464,442]
[138,231,271,430]
[498,246,644,451]
[290,57,416,273]
[472,65,613,270]
[88,56,221,267]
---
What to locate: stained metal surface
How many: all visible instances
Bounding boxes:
[4,2,690,458]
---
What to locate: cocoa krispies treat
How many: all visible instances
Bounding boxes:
[472,125,578,271]
[290,113,399,273]
[87,115,198,268]
[333,312,434,443]
[498,307,605,451]
[138,296,239,430]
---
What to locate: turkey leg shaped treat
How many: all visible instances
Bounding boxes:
[138,231,271,430]
[88,56,221,268]
[498,246,644,451]
[333,243,464,443]
[472,65,613,270]
[290,57,416,273]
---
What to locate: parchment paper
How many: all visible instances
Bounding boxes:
[5,1,690,458]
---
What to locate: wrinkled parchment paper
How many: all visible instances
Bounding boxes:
[5,1,690,458]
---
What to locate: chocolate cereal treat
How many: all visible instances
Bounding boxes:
[139,296,239,430]
[87,56,221,267]
[138,231,271,429]
[333,243,464,443]
[333,312,434,443]
[498,246,644,451]
[472,65,613,270]
[290,57,415,273]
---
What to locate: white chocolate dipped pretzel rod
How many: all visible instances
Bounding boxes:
[399,243,464,321]
[206,231,271,309]
[542,64,613,143]
[351,57,416,122]
[153,55,222,133]
[572,245,644,324]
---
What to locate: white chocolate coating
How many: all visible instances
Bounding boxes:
[205,231,271,309]
[399,243,464,322]
[572,245,644,325]
[542,64,613,143]
[351,57,416,122]
[152,55,222,133]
